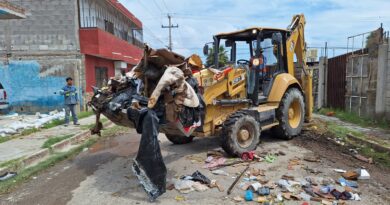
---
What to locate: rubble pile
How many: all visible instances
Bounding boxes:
[0,110,65,137]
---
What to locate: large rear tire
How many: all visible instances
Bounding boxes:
[273,88,305,140]
[221,112,260,157]
[165,134,194,145]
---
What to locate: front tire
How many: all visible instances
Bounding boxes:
[165,134,194,144]
[221,112,260,157]
[273,88,305,140]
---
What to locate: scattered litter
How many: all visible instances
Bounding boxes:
[241,151,255,161]
[277,179,293,192]
[281,174,295,181]
[209,179,224,192]
[265,154,277,163]
[186,155,204,163]
[303,155,321,162]
[333,169,347,173]
[175,195,186,201]
[0,172,17,181]
[321,199,333,205]
[227,165,250,195]
[249,168,265,176]
[288,157,300,170]
[338,177,358,188]
[342,170,359,180]
[353,154,373,164]
[233,196,244,202]
[276,193,283,202]
[357,168,370,180]
[249,182,262,192]
[188,170,211,185]
[278,151,286,156]
[299,192,311,201]
[192,182,209,192]
[350,193,361,201]
[203,157,227,169]
[244,190,253,201]
[257,187,270,196]
[257,196,267,203]
[211,169,229,176]
[174,179,194,193]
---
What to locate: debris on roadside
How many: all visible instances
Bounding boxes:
[174,195,186,201]
[353,154,374,164]
[303,155,321,162]
[0,172,17,181]
[211,169,229,176]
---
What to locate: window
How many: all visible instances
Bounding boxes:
[104,20,114,34]
[95,67,108,88]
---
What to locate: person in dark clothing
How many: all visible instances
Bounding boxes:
[61,77,79,126]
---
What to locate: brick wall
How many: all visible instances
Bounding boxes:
[0,0,84,113]
[0,0,79,52]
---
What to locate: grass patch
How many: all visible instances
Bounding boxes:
[0,136,12,144]
[41,111,94,129]
[0,158,23,168]
[325,122,390,168]
[360,146,390,168]
[327,122,364,139]
[41,134,73,149]
[318,108,389,130]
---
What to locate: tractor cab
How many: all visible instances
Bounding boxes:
[203,27,289,105]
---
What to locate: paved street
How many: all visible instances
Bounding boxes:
[1,128,389,205]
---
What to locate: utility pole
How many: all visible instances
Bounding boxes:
[161,14,178,51]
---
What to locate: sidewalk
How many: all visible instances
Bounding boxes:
[0,115,97,164]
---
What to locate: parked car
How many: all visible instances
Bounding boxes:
[0,83,11,114]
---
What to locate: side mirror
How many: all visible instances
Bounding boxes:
[203,44,209,56]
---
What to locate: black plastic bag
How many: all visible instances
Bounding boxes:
[131,110,167,201]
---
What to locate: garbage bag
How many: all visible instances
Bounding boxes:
[132,109,167,201]
[190,170,211,185]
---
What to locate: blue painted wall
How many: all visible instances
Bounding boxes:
[0,61,67,113]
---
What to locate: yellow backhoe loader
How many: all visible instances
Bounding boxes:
[88,14,313,200]
[161,14,313,156]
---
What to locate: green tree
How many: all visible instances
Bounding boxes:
[206,46,229,67]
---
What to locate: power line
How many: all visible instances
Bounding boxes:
[152,0,163,13]
[161,0,170,13]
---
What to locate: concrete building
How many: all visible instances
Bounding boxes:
[0,0,143,113]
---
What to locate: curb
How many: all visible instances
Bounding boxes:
[0,121,113,175]
[346,133,390,154]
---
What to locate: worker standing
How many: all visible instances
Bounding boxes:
[61,77,79,126]
[248,48,266,105]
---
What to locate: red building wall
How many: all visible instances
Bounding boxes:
[85,55,115,92]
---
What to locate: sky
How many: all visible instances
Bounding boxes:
[119,0,390,58]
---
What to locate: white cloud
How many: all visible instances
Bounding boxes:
[120,0,390,57]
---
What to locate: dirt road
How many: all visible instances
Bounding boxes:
[0,128,389,205]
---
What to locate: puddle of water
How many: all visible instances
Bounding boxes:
[89,134,140,157]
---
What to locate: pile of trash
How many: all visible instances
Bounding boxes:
[88,46,204,201]
[0,110,65,137]
[168,149,370,204]
[230,168,367,204]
